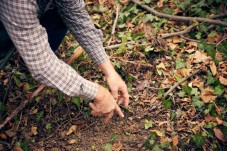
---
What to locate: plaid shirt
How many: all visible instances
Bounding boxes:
[0,0,109,100]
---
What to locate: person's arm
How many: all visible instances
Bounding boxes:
[0,0,97,100]
[55,0,129,108]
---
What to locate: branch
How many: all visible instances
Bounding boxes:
[0,46,84,130]
[160,24,196,38]
[163,69,201,98]
[107,4,120,46]
[209,12,227,19]
[130,0,227,27]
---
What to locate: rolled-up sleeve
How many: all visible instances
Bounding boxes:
[55,0,109,65]
[0,0,98,100]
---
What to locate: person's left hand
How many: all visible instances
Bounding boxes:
[105,71,129,108]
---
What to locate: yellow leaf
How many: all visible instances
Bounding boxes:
[172,135,178,147]
[150,130,164,137]
[200,88,217,103]
[172,37,185,43]
[193,51,211,64]
[209,61,217,76]
[68,139,77,144]
[157,0,164,7]
[213,128,225,142]
[31,126,38,136]
[112,143,123,151]
[219,76,227,86]
[66,125,77,136]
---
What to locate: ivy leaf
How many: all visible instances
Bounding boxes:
[162,99,172,109]
[217,41,227,55]
[177,91,185,97]
[182,85,192,95]
[191,88,200,96]
[207,71,218,85]
[144,119,153,129]
[71,97,81,108]
[103,143,112,151]
[214,85,224,96]
[175,58,186,69]
[144,139,155,149]
[191,134,205,148]
[192,96,204,108]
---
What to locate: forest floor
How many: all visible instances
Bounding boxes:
[0,0,227,150]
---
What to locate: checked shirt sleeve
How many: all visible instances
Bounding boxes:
[0,0,98,100]
[55,0,109,65]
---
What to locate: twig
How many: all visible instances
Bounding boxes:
[107,4,120,46]
[145,86,169,90]
[209,12,227,19]
[163,69,201,98]
[0,47,84,130]
[216,36,227,51]
[130,0,227,27]
[104,40,141,49]
[180,35,200,43]
[112,57,153,68]
[160,24,197,38]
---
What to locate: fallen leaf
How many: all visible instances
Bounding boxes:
[172,135,178,147]
[168,43,178,50]
[213,128,225,142]
[185,48,196,53]
[98,0,106,5]
[209,61,217,76]
[175,68,191,77]
[66,125,77,136]
[172,37,185,43]
[160,137,171,143]
[157,0,164,7]
[0,133,7,139]
[205,114,215,122]
[68,139,77,144]
[219,76,227,86]
[13,146,24,151]
[215,117,223,125]
[5,129,16,137]
[150,130,164,137]
[112,143,123,151]
[192,77,204,88]
[200,88,217,103]
[31,126,38,136]
[135,80,149,91]
[193,51,211,64]
[157,62,167,70]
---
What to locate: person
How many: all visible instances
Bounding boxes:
[0,0,129,122]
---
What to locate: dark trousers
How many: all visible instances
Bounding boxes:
[0,8,68,67]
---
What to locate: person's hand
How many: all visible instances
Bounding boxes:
[106,71,129,108]
[89,85,124,122]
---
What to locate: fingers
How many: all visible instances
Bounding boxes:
[89,103,97,111]
[115,104,124,118]
[111,88,119,100]
[104,111,114,123]
[119,86,130,108]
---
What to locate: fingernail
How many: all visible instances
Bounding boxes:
[122,114,124,118]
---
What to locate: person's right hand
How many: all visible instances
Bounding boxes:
[89,85,124,122]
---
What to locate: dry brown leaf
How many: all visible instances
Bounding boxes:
[214,103,221,116]
[160,137,172,143]
[200,88,217,103]
[219,76,227,86]
[205,114,215,122]
[168,43,177,50]
[172,135,179,147]
[112,143,123,151]
[150,130,164,137]
[68,139,77,144]
[175,68,191,77]
[157,0,164,7]
[31,126,38,136]
[192,77,204,88]
[185,48,196,53]
[157,62,166,70]
[172,37,185,43]
[213,128,225,142]
[215,117,223,125]
[119,0,130,5]
[0,133,7,139]
[193,51,211,64]
[13,146,24,151]
[209,61,217,76]
[98,0,106,5]
[66,125,77,136]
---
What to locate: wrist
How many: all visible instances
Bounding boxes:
[99,61,116,77]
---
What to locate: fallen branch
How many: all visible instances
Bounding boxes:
[160,24,196,38]
[130,0,227,27]
[163,69,201,99]
[0,47,84,130]
[107,4,120,46]
[209,12,227,19]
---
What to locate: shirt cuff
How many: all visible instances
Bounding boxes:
[79,78,98,100]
